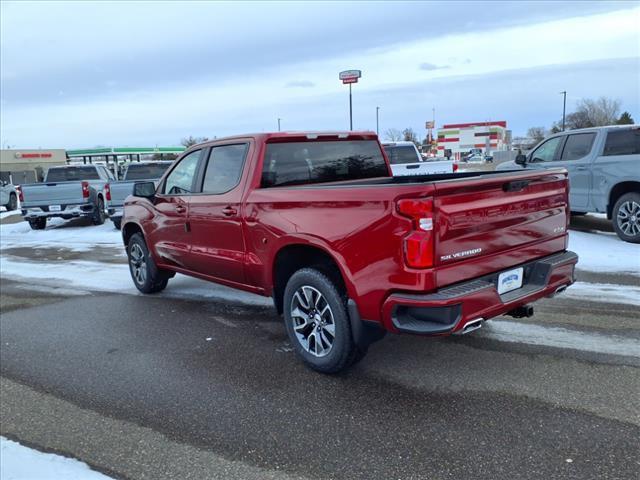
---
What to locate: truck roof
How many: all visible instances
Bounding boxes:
[381,141,417,147]
[188,131,379,150]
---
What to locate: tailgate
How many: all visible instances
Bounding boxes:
[108,182,135,206]
[22,183,85,207]
[433,169,569,287]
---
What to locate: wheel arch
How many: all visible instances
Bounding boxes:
[271,243,354,315]
[608,181,640,219]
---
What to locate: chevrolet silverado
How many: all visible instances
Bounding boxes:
[122,132,578,373]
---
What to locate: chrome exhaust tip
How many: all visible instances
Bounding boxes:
[454,318,484,335]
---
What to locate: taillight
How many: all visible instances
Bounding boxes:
[453,163,459,172]
[82,181,90,199]
[16,186,24,202]
[397,198,434,268]
[104,183,111,201]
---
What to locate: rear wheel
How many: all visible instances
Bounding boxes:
[6,193,17,211]
[112,218,122,230]
[127,233,169,293]
[613,192,640,243]
[92,197,105,225]
[283,268,365,373]
[28,217,47,230]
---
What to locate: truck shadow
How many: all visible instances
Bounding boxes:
[569,214,614,234]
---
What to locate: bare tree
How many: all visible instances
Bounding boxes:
[384,128,403,141]
[565,97,621,129]
[527,127,547,143]
[181,135,209,148]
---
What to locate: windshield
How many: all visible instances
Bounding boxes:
[383,145,420,165]
[46,166,100,182]
[125,163,172,180]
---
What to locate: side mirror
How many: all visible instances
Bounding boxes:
[133,181,156,199]
[515,154,527,165]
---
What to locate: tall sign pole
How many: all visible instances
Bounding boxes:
[376,106,380,136]
[560,91,567,131]
[339,70,361,130]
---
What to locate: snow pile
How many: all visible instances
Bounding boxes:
[0,437,111,479]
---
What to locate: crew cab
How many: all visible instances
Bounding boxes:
[19,165,113,229]
[498,125,640,242]
[107,161,172,229]
[382,141,455,176]
[122,132,578,373]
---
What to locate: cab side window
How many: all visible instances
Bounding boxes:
[530,136,563,163]
[603,129,640,156]
[163,150,201,195]
[201,144,248,194]
[560,133,596,161]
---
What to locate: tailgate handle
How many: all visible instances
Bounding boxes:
[503,180,530,192]
[406,164,420,169]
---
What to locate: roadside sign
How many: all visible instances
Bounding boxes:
[342,77,358,84]
[425,121,434,129]
[339,70,361,81]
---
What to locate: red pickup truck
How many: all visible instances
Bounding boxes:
[122,132,578,373]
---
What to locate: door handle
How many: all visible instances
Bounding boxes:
[575,166,588,171]
[175,205,186,214]
[222,206,237,216]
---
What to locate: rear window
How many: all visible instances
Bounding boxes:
[46,166,100,182]
[125,163,172,180]
[603,129,640,156]
[262,140,388,188]
[383,145,420,164]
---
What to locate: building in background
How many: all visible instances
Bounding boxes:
[0,149,67,184]
[436,121,510,159]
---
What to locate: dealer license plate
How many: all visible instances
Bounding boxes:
[49,205,62,212]
[497,267,524,295]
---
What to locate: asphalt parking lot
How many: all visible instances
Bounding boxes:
[1,214,639,480]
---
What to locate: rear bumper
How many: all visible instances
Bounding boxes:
[381,250,578,335]
[108,207,123,220]
[22,204,95,219]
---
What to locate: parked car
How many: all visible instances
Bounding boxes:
[107,161,173,229]
[122,131,577,373]
[1,180,18,211]
[19,164,113,230]
[382,141,455,176]
[498,125,640,243]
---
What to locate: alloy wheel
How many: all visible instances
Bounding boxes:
[130,243,147,286]
[617,200,640,237]
[290,285,336,357]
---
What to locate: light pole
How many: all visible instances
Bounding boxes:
[277,118,281,132]
[376,106,380,136]
[560,91,567,131]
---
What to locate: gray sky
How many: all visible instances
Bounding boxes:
[1,0,639,148]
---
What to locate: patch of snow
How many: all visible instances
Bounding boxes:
[0,436,112,480]
[0,257,271,307]
[0,210,21,220]
[563,281,640,307]
[569,230,640,276]
[0,220,122,252]
[480,320,640,358]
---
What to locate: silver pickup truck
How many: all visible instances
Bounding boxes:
[498,125,640,242]
[20,164,114,230]
[382,141,455,176]
[107,161,172,229]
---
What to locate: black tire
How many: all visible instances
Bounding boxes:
[570,211,587,216]
[92,196,105,225]
[612,192,640,243]
[6,193,17,211]
[112,218,122,230]
[28,217,47,230]
[127,233,169,293]
[283,268,365,374]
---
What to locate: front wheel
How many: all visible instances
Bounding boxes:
[613,192,640,243]
[6,193,17,211]
[127,233,169,293]
[283,268,364,373]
